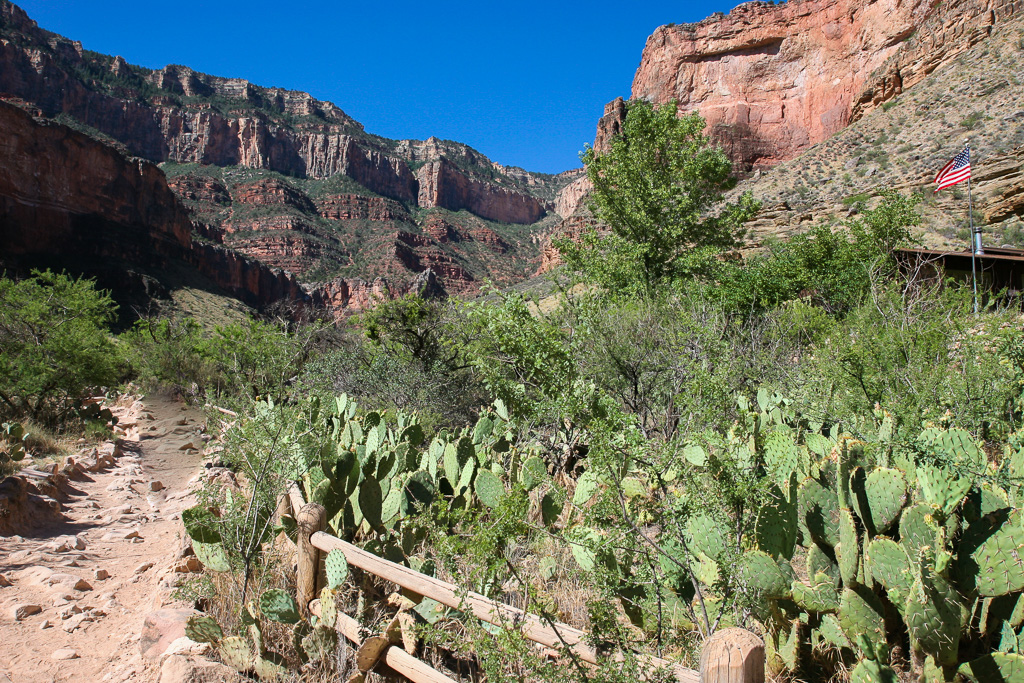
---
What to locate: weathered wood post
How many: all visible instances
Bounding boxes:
[699,628,765,683]
[296,502,326,618]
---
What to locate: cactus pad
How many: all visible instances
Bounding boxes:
[905,551,961,665]
[358,477,383,531]
[764,429,799,489]
[475,469,505,509]
[838,508,860,586]
[185,614,223,644]
[838,585,885,644]
[738,550,792,600]
[541,492,563,526]
[404,469,436,510]
[573,471,600,506]
[800,478,840,548]
[520,456,547,492]
[755,484,798,560]
[260,589,300,625]
[325,549,350,589]
[319,586,338,629]
[219,636,252,672]
[819,613,851,649]
[687,513,729,561]
[849,660,899,683]
[253,652,288,682]
[959,652,1024,682]
[792,573,840,613]
[899,503,940,556]
[866,538,913,603]
[192,540,231,573]
[301,626,337,664]
[973,510,1024,597]
[457,457,476,496]
[807,542,840,587]
[860,468,908,535]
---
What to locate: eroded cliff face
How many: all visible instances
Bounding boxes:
[416,159,546,224]
[630,0,1021,171]
[0,100,441,318]
[0,1,560,225]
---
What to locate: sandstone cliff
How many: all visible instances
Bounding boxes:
[0,1,566,226]
[629,0,1021,171]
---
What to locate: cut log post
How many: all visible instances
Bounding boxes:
[699,628,765,683]
[296,502,326,618]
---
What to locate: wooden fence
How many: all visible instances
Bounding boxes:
[282,489,764,683]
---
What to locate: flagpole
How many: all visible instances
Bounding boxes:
[966,141,979,314]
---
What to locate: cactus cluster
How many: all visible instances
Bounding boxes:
[735,417,1024,682]
[297,394,556,566]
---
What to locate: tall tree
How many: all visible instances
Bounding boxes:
[558,100,758,293]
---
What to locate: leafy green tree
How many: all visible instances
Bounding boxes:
[0,270,123,425]
[557,100,759,293]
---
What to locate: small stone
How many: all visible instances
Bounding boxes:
[51,648,79,660]
[0,574,11,587]
[10,604,42,620]
[40,619,53,630]
[95,569,110,580]
[105,483,124,492]
[134,562,154,575]
[149,480,164,492]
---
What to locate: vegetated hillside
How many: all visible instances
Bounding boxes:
[733,14,1024,252]
[0,1,579,294]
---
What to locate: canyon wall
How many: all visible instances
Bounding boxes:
[0,100,436,317]
[627,0,1022,171]
[0,1,555,225]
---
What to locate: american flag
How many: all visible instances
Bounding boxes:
[934,146,971,192]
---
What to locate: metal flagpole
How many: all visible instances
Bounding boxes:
[966,141,979,314]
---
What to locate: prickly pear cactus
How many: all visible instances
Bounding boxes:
[185,614,223,644]
[325,549,349,589]
[219,636,253,672]
[474,469,505,509]
[260,589,300,625]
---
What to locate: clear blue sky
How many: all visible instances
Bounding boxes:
[18,1,737,174]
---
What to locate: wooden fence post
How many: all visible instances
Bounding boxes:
[699,628,764,683]
[296,502,326,618]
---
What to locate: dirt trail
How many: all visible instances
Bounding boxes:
[0,393,208,683]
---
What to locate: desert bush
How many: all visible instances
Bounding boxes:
[0,270,124,427]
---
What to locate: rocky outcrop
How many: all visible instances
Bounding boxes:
[629,0,1021,171]
[230,178,315,211]
[0,100,192,260]
[538,215,596,274]
[554,171,591,218]
[316,193,408,222]
[593,97,627,155]
[416,159,545,224]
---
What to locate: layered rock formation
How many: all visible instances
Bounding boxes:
[630,0,1021,171]
[0,1,564,226]
[0,100,443,319]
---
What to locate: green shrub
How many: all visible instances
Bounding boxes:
[0,271,124,426]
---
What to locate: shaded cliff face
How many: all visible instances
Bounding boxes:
[628,0,1021,171]
[0,1,567,226]
[0,100,444,320]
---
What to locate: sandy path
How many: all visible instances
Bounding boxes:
[0,393,208,683]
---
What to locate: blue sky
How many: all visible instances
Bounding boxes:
[18,1,738,174]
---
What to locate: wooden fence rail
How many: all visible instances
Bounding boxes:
[284,496,764,683]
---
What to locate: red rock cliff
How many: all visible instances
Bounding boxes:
[629,0,1021,170]
[0,1,556,225]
